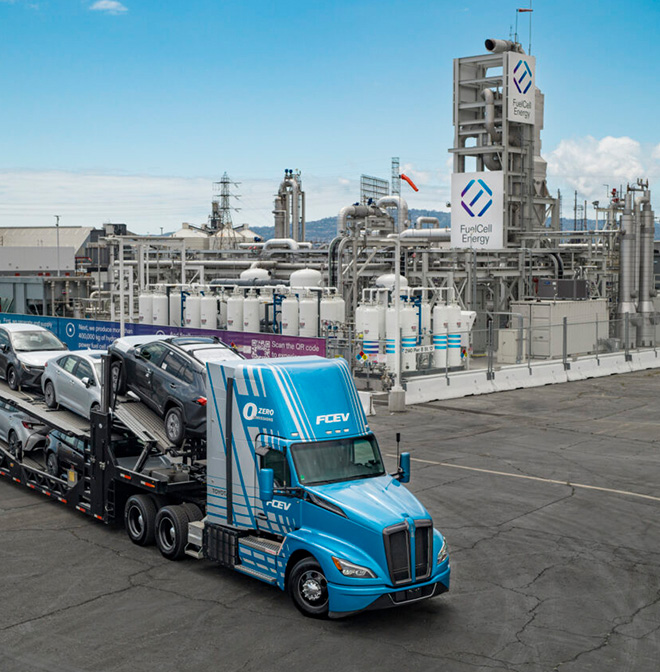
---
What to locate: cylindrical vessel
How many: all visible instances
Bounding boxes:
[152,291,169,326]
[320,295,346,336]
[420,300,432,345]
[400,302,418,371]
[375,274,409,291]
[281,293,299,336]
[446,303,463,368]
[432,304,449,369]
[185,293,202,329]
[138,292,153,325]
[217,292,228,330]
[290,268,323,289]
[200,295,218,330]
[226,290,244,332]
[169,290,183,327]
[298,292,319,337]
[356,302,381,358]
[243,291,261,333]
[240,267,270,282]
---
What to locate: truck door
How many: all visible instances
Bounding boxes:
[259,447,301,536]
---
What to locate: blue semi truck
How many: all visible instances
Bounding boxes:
[0,355,450,618]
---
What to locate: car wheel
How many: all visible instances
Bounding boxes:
[155,505,190,560]
[46,452,59,477]
[110,361,127,395]
[89,402,100,418]
[288,557,330,619]
[44,381,58,409]
[7,430,20,457]
[165,406,185,446]
[7,366,18,391]
[124,494,158,546]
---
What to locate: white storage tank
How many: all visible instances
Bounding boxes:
[169,290,183,327]
[281,292,299,336]
[420,300,432,344]
[432,304,449,369]
[185,293,202,329]
[226,290,244,332]
[200,294,218,330]
[290,268,323,289]
[356,302,381,358]
[386,303,418,372]
[298,291,319,337]
[446,303,463,368]
[243,290,261,333]
[240,267,271,282]
[152,290,169,326]
[138,292,153,325]
[375,274,409,291]
[217,292,228,330]
[320,294,346,335]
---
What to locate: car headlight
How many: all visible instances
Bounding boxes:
[332,556,377,578]
[437,538,448,565]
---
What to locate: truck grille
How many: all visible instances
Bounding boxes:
[384,520,432,585]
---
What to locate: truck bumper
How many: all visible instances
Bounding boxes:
[327,563,450,619]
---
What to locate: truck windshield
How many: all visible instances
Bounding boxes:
[290,435,385,486]
[11,331,66,352]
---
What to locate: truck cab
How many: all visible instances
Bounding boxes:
[196,356,450,618]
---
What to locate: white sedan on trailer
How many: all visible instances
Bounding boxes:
[42,350,106,419]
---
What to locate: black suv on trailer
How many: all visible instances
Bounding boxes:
[108,336,242,445]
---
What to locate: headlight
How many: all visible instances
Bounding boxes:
[437,538,448,565]
[332,556,376,578]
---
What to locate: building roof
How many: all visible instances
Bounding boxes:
[0,227,95,254]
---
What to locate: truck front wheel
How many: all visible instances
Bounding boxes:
[288,558,329,618]
[124,494,157,546]
[155,505,189,560]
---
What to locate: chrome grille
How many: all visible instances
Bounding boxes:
[384,520,432,585]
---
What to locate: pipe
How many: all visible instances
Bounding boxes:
[262,238,300,251]
[485,38,523,54]
[415,216,440,229]
[637,191,655,345]
[482,89,502,171]
[377,195,409,232]
[336,204,378,235]
[396,229,451,240]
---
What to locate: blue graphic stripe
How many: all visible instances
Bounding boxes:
[478,200,493,217]
[469,189,483,207]
[461,179,475,197]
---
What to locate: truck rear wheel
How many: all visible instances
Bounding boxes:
[181,502,203,521]
[288,557,330,618]
[155,505,189,560]
[125,494,157,546]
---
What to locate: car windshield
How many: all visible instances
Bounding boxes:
[11,331,66,352]
[192,347,242,363]
[289,435,385,486]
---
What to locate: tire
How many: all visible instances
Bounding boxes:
[44,381,58,409]
[7,430,20,457]
[46,452,59,477]
[124,494,158,546]
[164,406,185,446]
[181,502,203,522]
[288,557,330,618]
[154,505,190,560]
[110,361,127,396]
[7,366,18,391]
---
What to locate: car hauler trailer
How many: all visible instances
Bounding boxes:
[0,356,450,618]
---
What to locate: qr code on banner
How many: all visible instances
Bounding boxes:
[250,339,271,358]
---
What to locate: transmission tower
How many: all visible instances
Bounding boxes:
[209,172,241,232]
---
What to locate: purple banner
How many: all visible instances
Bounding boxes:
[0,314,326,359]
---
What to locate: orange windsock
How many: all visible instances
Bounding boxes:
[400,173,419,192]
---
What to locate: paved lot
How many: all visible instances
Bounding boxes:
[1,370,660,671]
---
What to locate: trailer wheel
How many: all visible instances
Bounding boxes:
[288,557,330,619]
[164,407,185,446]
[124,494,158,546]
[181,502,203,521]
[155,505,189,560]
[7,366,18,391]
[44,381,58,409]
[110,361,127,395]
[7,430,20,457]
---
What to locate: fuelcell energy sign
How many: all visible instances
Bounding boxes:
[508,54,535,125]
[451,171,504,250]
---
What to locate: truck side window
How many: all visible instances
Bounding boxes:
[263,449,290,488]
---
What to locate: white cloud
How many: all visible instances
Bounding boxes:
[545,135,659,201]
[90,0,127,15]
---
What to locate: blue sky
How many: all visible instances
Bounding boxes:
[1,0,659,233]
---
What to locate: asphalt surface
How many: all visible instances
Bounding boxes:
[1,370,660,671]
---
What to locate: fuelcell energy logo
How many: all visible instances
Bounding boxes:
[513,59,532,94]
[461,179,493,218]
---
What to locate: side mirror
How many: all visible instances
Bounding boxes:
[0,344,7,353]
[133,349,142,359]
[82,377,94,388]
[397,452,411,484]
[259,468,274,503]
